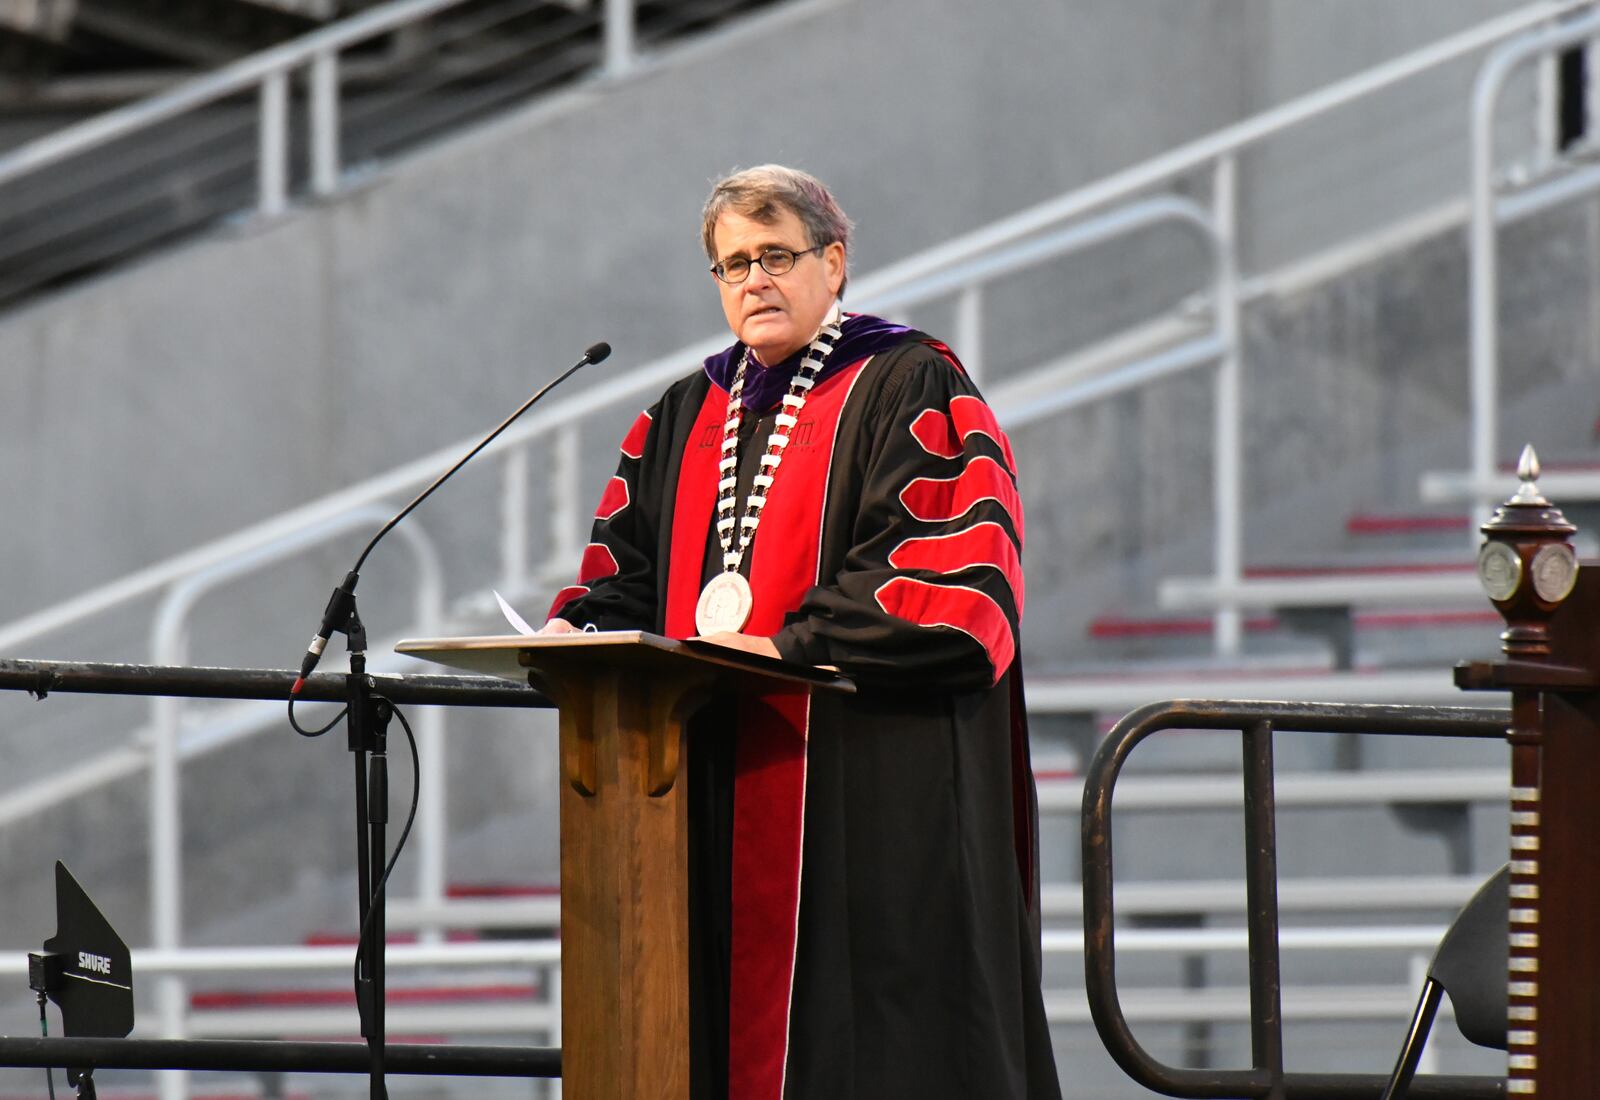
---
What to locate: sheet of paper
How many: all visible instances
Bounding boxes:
[494,590,538,636]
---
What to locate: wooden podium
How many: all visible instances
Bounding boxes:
[395,631,851,1100]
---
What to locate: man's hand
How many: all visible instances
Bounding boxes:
[538,618,580,635]
[694,631,780,660]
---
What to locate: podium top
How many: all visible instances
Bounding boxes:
[395,631,854,693]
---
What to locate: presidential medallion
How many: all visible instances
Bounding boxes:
[696,570,754,635]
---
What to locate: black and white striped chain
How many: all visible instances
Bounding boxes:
[714,317,843,573]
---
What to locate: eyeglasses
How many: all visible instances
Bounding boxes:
[710,245,820,285]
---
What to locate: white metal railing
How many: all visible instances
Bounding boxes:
[869,0,1592,649]
[0,939,560,976]
[0,0,624,208]
[1153,1,1600,623]
[1420,7,1600,515]
[0,0,801,306]
[0,940,562,1044]
[145,507,447,1053]
[0,922,1454,1038]
[0,197,1217,659]
[382,767,1505,932]
[394,874,1490,934]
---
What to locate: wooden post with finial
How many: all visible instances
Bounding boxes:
[1457,444,1600,1099]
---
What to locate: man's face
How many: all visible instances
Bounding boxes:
[712,207,845,366]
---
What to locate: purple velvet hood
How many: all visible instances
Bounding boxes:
[702,313,918,412]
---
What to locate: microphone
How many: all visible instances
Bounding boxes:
[291,341,613,694]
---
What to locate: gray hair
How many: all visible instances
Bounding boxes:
[701,164,853,295]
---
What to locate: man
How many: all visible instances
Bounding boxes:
[542,165,1058,1099]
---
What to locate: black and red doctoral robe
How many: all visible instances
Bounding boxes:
[547,313,1060,1100]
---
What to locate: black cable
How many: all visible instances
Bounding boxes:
[351,698,422,1010]
[286,696,349,738]
[37,991,56,1100]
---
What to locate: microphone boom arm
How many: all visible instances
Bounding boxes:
[291,341,611,692]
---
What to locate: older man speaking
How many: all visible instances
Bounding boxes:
[542,165,1057,1100]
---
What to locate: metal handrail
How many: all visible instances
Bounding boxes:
[1151,4,1600,622]
[2,0,1567,259]
[0,1037,558,1078]
[856,0,1588,300]
[144,506,446,1048]
[0,0,467,188]
[0,663,1511,1050]
[0,938,560,975]
[0,0,809,297]
[0,0,633,191]
[1466,9,1600,510]
[0,657,552,1087]
[0,196,1218,659]
[0,0,646,310]
[1081,699,1508,1100]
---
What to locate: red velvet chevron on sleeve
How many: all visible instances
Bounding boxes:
[578,543,620,584]
[594,475,630,521]
[898,455,1025,544]
[874,576,1015,683]
[887,521,1024,615]
[545,585,589,620]
[620,409,652,460]
[545,400,660,628]
[865,380,1025,684]
[909,408,963,460]
[949,395,1017,474]
[908,399,1017,475]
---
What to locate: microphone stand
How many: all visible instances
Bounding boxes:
[347,615,393,1100]
[288,341,611,1100]
[317,589,394,1100]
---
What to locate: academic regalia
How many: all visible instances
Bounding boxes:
[549,313,1060,1100]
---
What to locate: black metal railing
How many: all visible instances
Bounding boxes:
[0,656,550,708]
[0,657,557,1081]
[0,1036,558,1078]
[1081,699,1510,1100]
